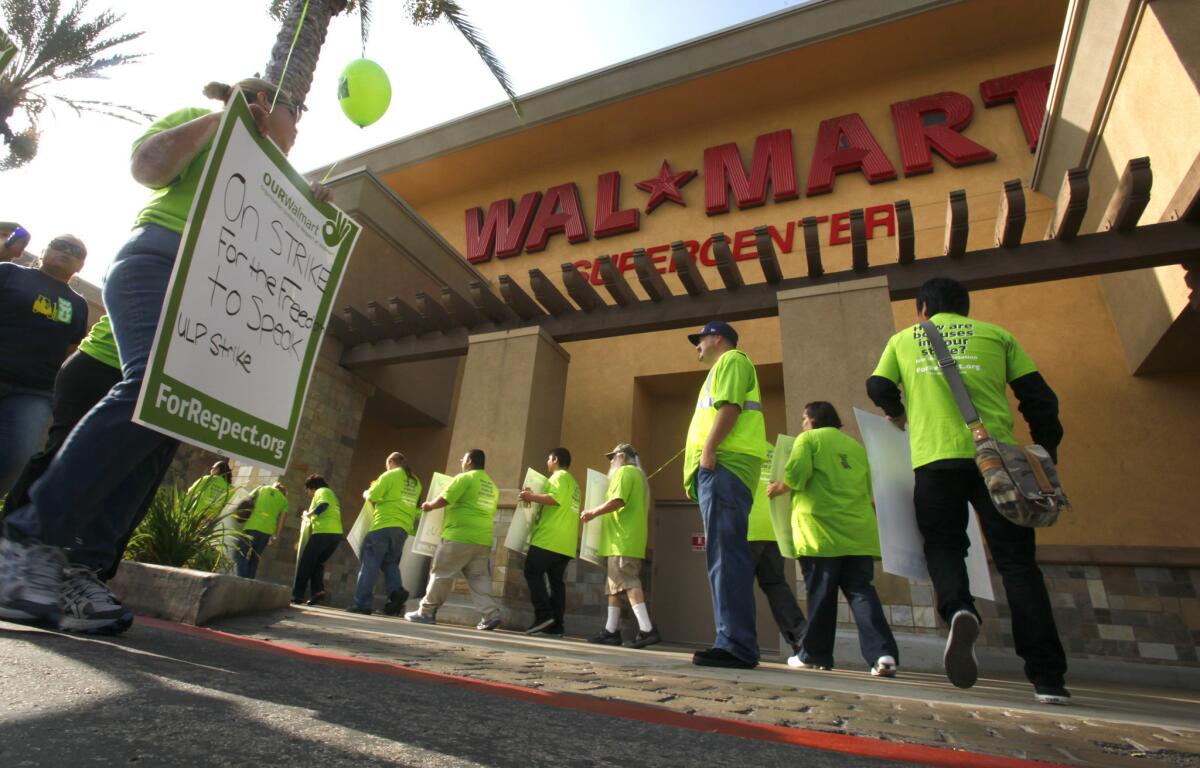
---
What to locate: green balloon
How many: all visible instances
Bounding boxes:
[338,58,391,127]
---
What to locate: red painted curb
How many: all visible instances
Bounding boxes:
[140,617,1071,768]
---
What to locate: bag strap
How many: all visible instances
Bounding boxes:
[920,320,983,429]
[1023,447,1056,492]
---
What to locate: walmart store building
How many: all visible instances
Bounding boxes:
[230,0,1199,666]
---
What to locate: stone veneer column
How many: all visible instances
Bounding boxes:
[439,325,571,628]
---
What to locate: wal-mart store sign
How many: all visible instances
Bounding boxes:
[135,92,360,472]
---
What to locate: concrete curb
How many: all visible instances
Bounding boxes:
[109,561,291,625]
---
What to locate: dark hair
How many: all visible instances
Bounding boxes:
[804,401,843,429]
[916,277,970,317]
[549,447,572,468]
[467,449,486,469]
[387,451,412,480]
[211,460,232,484]
[304,474,328,490]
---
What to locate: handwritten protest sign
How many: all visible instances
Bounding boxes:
[767,435,797,558]
[347,501,373,559]
[134,90,360,472]
[504,468,547,555]
[578,469,608,566]
[412,472,453,557]
[0,27,17,74]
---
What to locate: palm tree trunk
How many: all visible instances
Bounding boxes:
[264,0,349,108]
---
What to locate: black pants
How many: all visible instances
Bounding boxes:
[523,544,572,628]
[799,555,899,668]
[235,529,272,579]
[293,533,342,600]
[914,464,1067,687]
[748,540,807,651]
[1,351,176,580]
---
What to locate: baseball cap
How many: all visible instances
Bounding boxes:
[687,320,738,347]
[604,443,638,460]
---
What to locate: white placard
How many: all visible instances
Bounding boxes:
[768,434,797,559]
[346,501,372,559]
[854,408,994,601]
[411,472,453,557]
[578,468,608,566]
[505,467,547,555]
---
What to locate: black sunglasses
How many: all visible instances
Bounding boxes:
[49,238,85,259]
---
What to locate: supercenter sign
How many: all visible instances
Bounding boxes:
[464,65,1052,275]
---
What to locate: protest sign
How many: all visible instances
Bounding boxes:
[134,90,360,472]
[411,472,453,557]
[347,501,372,559]
[504,468,547,555]
[578,468,608,566]
[768,434,797,558]
[854,408,994,601]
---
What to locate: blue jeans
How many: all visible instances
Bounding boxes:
[698,463,758,664]
[352,527,407,609]
[0,384,52,499]
[6,225,182,566]
[798,555,899,668]
[235,530,272,579]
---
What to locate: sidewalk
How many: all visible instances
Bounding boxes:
[206,605,1200,767]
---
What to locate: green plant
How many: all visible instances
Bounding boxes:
[124,485,248,573]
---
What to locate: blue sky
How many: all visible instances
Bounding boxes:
[4,0,808,284]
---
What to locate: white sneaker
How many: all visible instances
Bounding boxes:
[944,609,980,689]
[58,565,133,634]
[786,654,830,670]
[0,538,66,624]
[871,655,898,677]
[404,610,435,624]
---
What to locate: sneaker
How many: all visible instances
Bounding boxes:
[346,605,372,615]
[871,655,898,677]
[588,628,622,645]
[477,615,501,631]
[525,617,556,635]
[786,655,830,670]
[404,610,435,625]
[623,626,661,649]
[944,609,980,689]
[305,591,328,606]
[693,647,756,669]
[58,566,133,635]
[541,624,565,637]
[0,538,66,624]
[1034,684,1072,705]
[382,588,409,616]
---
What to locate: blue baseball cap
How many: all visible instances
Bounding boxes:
[687,320,738,347]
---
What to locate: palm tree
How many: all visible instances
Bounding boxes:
[265,0,519,117]
[0,0,150,170]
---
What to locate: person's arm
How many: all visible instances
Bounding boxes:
[866,375,906,429]
[131,112,223,188]
[421,496,448,512]
[580,497,624,522]
[518,488,558,506]
[1010,371,1063,463]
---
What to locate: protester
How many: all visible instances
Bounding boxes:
[234,481,288,580]
[867,277,1069,704]
[293,474,343,605]
[519,447,581,636]
[767,402,899,676]
[187,460,234,516]
[405,449,501,630]
[348,452,421,615]
[747,441,808,658]
[0,77,327,635]
[683,320,767,669]
[582,443,660,649]
[0,235,88,499]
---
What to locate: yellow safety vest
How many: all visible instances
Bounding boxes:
[683,349,768,495]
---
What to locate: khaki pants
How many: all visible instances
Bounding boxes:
[418,540,499,619]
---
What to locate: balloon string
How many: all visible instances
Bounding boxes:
[646,447,685,480]
[272,0,311,111]
[320,159,339,183]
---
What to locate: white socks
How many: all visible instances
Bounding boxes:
[632,602,653,632]
[606,606,621,632]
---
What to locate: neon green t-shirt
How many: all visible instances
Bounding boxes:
[243,485,288,535]
[367,467,422,535]
[78,315,120,370]
[871,312,1038,468]
[132,107,214,234]
[308,487,343,535]
[747,443,776,541]
[529,469,581,558]
[187,474,230,516]
[599,465,648,559]
[785,427,879,558]
[441,469,499,547]
[683,349,767,500]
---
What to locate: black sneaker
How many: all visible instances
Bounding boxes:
[944,609,980,689]
[588,628,622,645]
[693,647,756,669]
[382,588,409,616]
[305,591,328,606]
[623,626,661,649]
[542,624,565,637]
[1034,684,1072,705]
[346,605,372,615]
[525,617,556,635]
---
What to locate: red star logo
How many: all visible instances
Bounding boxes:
[635,161,697,214]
